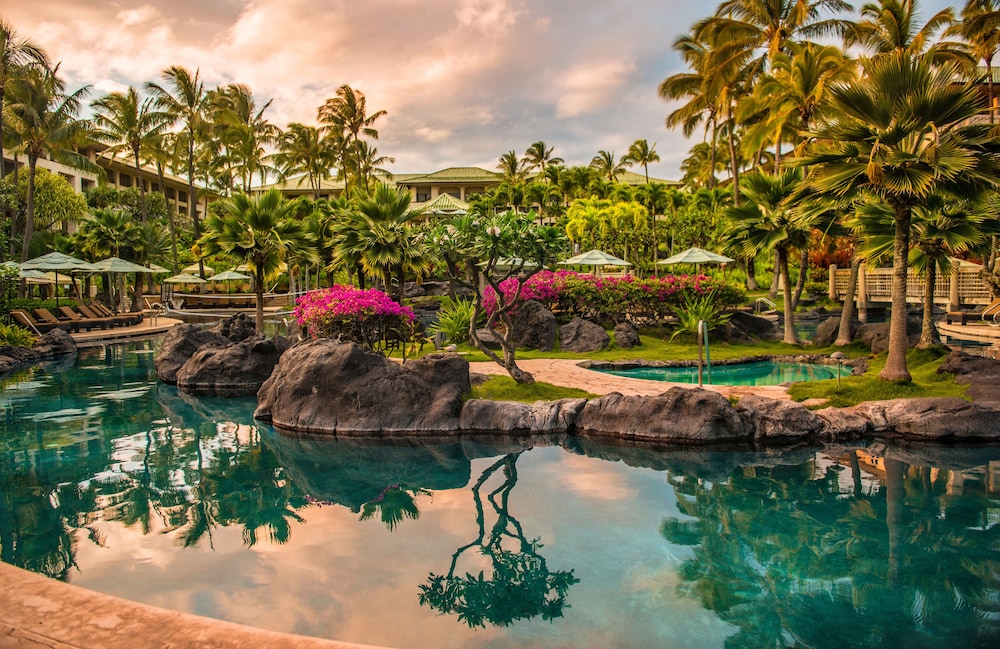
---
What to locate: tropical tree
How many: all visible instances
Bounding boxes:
[0,18,49,183]
[849,0,963,61]
[496,149,528,183]
[590,150,628,181]
[146,66,208,275]
[4,65,93,261]
[625,139,660,183]
[198,189,317,333]
[521,141,564,180]
[318,85,387,193]
[141,132,182,272]
[947,0,1000,123]
[797,52,1000,380]
[90,86,172,222]
[209,83,281,192]
[273,123,337,199]
[350,140,394,191]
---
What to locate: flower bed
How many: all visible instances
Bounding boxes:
[483,270,744,326]
[295,285,415,349]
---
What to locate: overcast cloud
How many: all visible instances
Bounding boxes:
[4,1,959,180]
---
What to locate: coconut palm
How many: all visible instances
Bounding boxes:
[350,140,395,192]
[90,87,172,222]
[141,132,182,272]
[5,65,94,261]
[849,0,965,62]
[198,189,316,334]
[797,52,1000,380]
[0,19,49,182]
[272,123,338,199]
[146,66,208,273]
[496,149,528,183]
[521,141,564,181]
[318,85,387,193]
[209,83,281,192]
[590,150,628,181]
[625,139,660,183]
[947,1,1000,123]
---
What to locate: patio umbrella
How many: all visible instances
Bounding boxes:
[657,247,734,266]
[182,262,214,276]
[206,269,251,294]
[20,251,97,306]
[1,261,54,285]
[163,272,207,284]
[91,257,156,311]
[147,263,170,274]
[559,249,631,278]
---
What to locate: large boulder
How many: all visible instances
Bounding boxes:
[255,339,471,434]
[559,317,609,353]
[812,316,854,347]
[209,312,256,342]
[937,350,1000,407]
[728,311,782,342]
[473,328,503,350]
[460,398,588,433]
[0,329,77,377]
[855,316,927,354]
[844,397,1000,440]
[574,388,746,443]
[736,395,823,441]
[613,322,640,348]
[175,335,292,396]
[154,324,230,384]
[509,300,556,351]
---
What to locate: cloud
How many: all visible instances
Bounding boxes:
[556,60,637,118]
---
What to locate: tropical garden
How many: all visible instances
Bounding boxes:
[3,1,1000,388]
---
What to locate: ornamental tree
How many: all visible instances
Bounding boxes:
[295,284,415,351]
[469,210,566,384]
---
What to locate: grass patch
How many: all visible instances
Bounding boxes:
[788,346,967,408]
[468,376,598,403]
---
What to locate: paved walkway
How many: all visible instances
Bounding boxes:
[468,358,793,400]
[70,316,182,346]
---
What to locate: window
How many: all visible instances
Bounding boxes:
[119,173,132,187]
[165,187,175,199]
[178,190,187,203]
[416,192,431,202]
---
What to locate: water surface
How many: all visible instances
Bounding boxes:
[1,342,999,648]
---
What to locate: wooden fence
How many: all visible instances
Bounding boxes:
[829,265,993,308]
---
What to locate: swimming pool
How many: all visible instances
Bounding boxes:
[2,342,998,649]
[595,360,840,386]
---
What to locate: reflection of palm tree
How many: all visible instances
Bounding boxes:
[418,453,578,628]
[359,484,429,531]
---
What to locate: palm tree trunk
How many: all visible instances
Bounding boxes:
[20,155,38,263]
[918,260,936,348]
[708,119,718,190]
[768,260,780,300]
[158,164,179,273]
[779,248,797,345]
[836,257,861,347]
[884,457,905,586]
[254,268,265,335]
[791,247,809,309]
[133,146,147,222]
[187,130,204,279]
[881,205,912,381]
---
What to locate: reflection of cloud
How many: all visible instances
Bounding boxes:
[560,454,638,500]
[5,1,718,180]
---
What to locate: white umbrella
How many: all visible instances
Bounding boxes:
[207,270,251,294]
[91,257,156,311]
[182,262,214,276]
[658,247,734,266]
[559,249,631,277]
[163,272,207,284]
[20,252,97,305]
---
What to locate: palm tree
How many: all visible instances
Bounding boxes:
[849,0,963,61]
[496,149,527,183]
[798,52,1000,380]
[209,83,281,192]
[947,1,1000,123]
[625,139,660,183]
[90,87,172,222]
[0,19,49,182]
[521,141,563,181]
[318,85,387,193]
[272,123,337,199]
[141,132,182,272]
[724,168,810,344]
[146,66,208,275]
[198,189,316,334]
[590,150,628,181]
[5,65,94,261]
[350,140,395,192]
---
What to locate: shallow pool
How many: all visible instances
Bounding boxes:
[2,342,999,649]
[595,360,840,386]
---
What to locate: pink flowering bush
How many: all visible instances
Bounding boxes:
[482,270,745,326]
[295,285,415,349]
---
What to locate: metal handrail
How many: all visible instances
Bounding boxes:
[754,297,777,314]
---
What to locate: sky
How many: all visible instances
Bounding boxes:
[4,0,961,181]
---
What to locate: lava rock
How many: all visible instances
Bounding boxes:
[255,339,471,434]
[736,394,823,441]
[845,397,1000,440]
[176,335,292,396]
[855,316,928,354]
[460,398,588,433]
[209,312,256,342]
[508,300,556,352]
[812,316,855,347]
[613,322,641,348]
[473,328,504,350]
[154,324,230,384]
[559,317,609,353]
[0,329,77,377]
[728,311,782,342]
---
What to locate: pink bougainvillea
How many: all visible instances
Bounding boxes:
[295,285,414,348]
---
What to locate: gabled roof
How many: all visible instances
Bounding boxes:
[256,173,348,193]
[415,192,470,214]
[615,169,682,186]
[397,166,500,184]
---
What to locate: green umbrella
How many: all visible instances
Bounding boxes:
[20,252,97,306]
[163,273,207,284]
[559,249,631,278]
[207,269,251,294]
[657,247,734,265]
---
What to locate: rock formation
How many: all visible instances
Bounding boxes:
[559,317,609,353]
[0,329,77,376]
[613,322,640,348]
[508,300,556,351]
[175,335,291,395]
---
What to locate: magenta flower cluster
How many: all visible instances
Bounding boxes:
[295,285,414,343]
[483,270,744,327]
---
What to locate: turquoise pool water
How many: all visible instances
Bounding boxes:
[2,342,999,648]
[596,360,840,386]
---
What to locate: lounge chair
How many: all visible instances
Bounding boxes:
[77,304,129,327]
[90,302,142,326]
[32,308,81,333]
[9,309,63,334]
[57,306,112,330]
[945,299,1000,325]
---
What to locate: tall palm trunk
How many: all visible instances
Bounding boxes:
[779,247,797,345]
[918,260,937,348]
[20,155,38,262]
[157,163,179,273]
[884,458,905,586]
[881,204,913,381]
[836,257,861,346]
[133,146,147,221]
[187,132,203,278]
[791,247,809,309]
[254,267,265,335]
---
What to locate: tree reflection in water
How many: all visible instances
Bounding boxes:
[359,484,430,531]
[419,452,579,628]
[662,453,1000,648]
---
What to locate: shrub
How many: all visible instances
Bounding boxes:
[0,323,38,348]
[295,285,415,350]
[429,299,477,343]
[670,291,732,341]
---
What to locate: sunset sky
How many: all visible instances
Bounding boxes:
[5,1,960,180]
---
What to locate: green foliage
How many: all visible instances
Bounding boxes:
[86,186,168,221]
[0,264,19,315]
[0,323,38,347]
[468,376,598,403]
[9,298,77,312]
[670,291,733,341]
[429,299,477,343]
[11,167,88,230]
[789,346,966,407]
